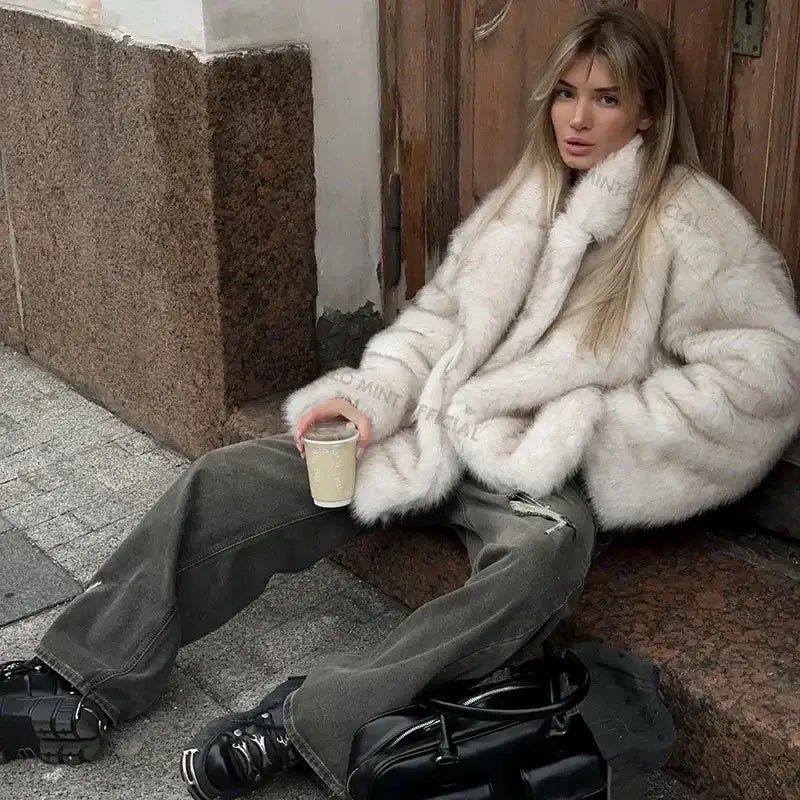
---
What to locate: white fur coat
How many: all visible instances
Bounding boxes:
[283,136,800,530]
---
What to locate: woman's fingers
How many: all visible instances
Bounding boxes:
[295,398,372,456]
[355,412,372,454]
[295,399,350,443]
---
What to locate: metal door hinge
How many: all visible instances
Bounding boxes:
[732,0,765,57]
[386,173,402,288]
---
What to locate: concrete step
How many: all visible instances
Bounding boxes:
[223,394,287,445]
[227,397,799,800]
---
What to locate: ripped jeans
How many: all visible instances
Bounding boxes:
[36,433,596,797]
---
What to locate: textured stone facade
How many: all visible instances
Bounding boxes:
[0,153,23,349]
[0,8,316,456]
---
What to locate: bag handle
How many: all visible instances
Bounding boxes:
[420,652,590,722]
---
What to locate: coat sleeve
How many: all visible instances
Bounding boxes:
[582,178,800,529]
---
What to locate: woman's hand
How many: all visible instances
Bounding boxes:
[294,398,372,458]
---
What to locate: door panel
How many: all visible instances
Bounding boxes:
[723,16,779,221]
[396,0,426,312]
[636,0,671,29]
[670,0,733,177]
[470,0,584,203]
[380,0,800,320]
[757,0,800,277]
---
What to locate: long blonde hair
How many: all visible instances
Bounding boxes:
[468,7,704,352]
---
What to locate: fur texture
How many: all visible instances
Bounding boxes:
[283,135,800,529]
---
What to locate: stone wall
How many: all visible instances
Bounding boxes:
[0,8,317,455]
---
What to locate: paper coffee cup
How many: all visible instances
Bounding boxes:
[302,420,359,508]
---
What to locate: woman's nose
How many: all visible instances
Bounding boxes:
[570,100,592,130]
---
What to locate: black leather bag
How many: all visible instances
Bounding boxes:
[346,651,609,800]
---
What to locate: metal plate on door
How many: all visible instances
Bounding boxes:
[732,0,765,57]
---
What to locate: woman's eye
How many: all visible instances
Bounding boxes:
[599,95,619,106]
[555,88,573,99]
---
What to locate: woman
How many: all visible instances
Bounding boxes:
[2,7,799,800]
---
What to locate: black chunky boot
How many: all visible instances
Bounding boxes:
[0,659,109,765]
[180,676,306,800]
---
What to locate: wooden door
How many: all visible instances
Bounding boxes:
[379,0,800,323]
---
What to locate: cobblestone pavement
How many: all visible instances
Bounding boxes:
[0,345,699,800]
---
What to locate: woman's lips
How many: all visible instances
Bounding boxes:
[564,141,594,155]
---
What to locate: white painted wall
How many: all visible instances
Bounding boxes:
[202,0,383,318]
[102,0,205,50]
[1,0,100,26]
[1,0,205,48]
[1,0,383,318]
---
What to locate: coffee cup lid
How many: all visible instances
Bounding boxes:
[303,420,358,443]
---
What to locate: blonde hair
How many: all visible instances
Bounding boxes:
[468,7,704,352]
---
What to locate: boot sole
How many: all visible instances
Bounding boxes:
[0,693,106,765]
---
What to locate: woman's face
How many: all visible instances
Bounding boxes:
[550,55,653,170]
